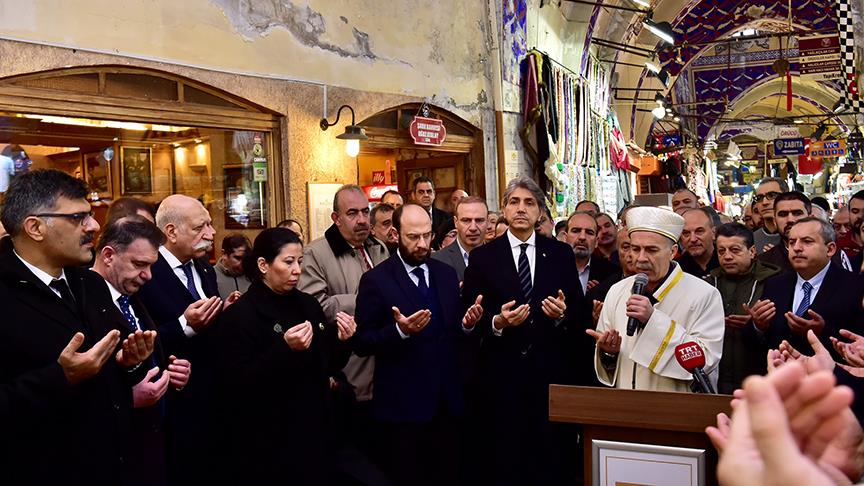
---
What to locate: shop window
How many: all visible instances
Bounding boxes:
[105,73,178,101]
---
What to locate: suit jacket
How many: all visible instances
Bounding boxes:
[432,206,452,234]
[762,261,864,356]
[135,251,220,483]
[432,240,468,281]
[588,254,619,287]
[0,237,145,485]
[354,253,465,423]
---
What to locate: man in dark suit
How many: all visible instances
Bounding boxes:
[354,204,483,486]
[91,216,192,486]
[137,194,228,484]
[461,176,585,486]
[412,176,451,234]
[749,216,864,357]
[565,210,618,295]
[0,169,155,484]
[432,195,488,281]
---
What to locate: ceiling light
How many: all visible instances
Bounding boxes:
[654,93,665,105]
[644,17,675,45]
[630,0,651,7]
[652,106,666,118]
[793,119,804,124]
[645,61,661,74]
[674,115,681,122]
[665,107,673,113]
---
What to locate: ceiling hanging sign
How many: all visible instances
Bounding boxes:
[776,126,802,139]
[773,138,806,156]
[409,116,447,146]
[798,34,842,81]
[809,139,847,158]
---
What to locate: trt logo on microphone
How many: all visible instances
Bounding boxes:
[674,342,706,370]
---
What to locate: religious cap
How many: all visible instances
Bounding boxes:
[627,206,685,242]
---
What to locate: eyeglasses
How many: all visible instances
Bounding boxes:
[33,211,95,225]
[753,191,781,202]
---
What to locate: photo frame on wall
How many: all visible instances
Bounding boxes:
[84,147,114,199]
[224,167,265,229]
[307,182,343,241]
[121,146,152,195]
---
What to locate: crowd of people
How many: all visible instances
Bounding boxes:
[4,168,864,485]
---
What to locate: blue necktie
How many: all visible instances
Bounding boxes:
[517,243,532,301]
[117,295,140,330]
[181,262,202,300]
[795,282,813,317]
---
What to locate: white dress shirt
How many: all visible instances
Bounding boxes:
[792,262,830,313]
[577,258,592,295]
[160,246,205,337]
[105,280,139,325]
[395,250,430,339]
[14,249,66,297]
[456,239,470,268]
[492,231,537,336]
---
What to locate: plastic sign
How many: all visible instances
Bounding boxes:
[362,184,399,202]
[409,116,447,146]
[809,139,847,158]
[773,138,806,156]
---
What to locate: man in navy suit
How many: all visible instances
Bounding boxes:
[354,204,483,486]
[750,216,864,358]
[461,176,585,486]
[432,195,488,281]
[137,194,231,484]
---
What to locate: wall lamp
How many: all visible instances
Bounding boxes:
[320,104,368,157]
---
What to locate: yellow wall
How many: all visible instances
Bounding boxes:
[357,154,397,187]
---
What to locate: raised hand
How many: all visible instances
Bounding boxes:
[283,321,313,351]
[335,312,357,341]
[743,299,776,332]
[785,309,826,337]
[223,290,243,309]
[167,355,191,390]
[115,329,157,368]
[392,306,431,336]
[462,295,483,329]
[132,366,170,408]
[725,314,751,329]
[541,289,566,320]
[586,328,621,356]
[184,296,222,331]
[591,299,603,326]
[494,300,530,331]
[831,329,864,367]
[58,330,121,385]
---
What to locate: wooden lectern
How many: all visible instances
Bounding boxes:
[549,385,732,486]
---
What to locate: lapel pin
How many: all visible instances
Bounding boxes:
[318,322,325,331]
[273,323,283,334]
[542,253,546,258]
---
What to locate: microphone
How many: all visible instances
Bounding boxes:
[674,342,716,394]
[626,273,649,336]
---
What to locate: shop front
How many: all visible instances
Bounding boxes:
[0,65,285,242]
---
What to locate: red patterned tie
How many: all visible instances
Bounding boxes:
[356,246,372,272]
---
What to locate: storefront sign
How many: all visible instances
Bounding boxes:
[372,170,396,185]
[362,184,399,202]
[799,34,842,81]
[809,139,847,158]
[776,126,801,139]
[409,116,446,146]
[773,138,806,156]
[252,157,268,182]
[767,158,788,165]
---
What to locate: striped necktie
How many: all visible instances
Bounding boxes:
[517,243,532,301]
[795,281,813,317]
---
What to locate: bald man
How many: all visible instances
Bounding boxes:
[137,194,225,484]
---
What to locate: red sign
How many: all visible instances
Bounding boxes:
[409,116,447,146]
[372,170,396,185]
[362,184,399,202]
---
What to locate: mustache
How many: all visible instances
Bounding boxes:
[194,240,213,251]
[80,233,95,245]
[636,263,653,271]
[354,224,369,231]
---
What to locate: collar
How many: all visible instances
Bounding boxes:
[455,239,471,260]
[101,276,125,303]
[652,262,683,303]
[506,229,536,249]
[324,224,381,258]
[576,256,592,273]
[796,261,831,289]
[159,245,187,268]
[13,249,66,286]
[397,249,429,276]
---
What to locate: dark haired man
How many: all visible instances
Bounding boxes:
[412,176,451,232]
[708,223,781,393]
[838,189,864,261]
[380,189,404,209]
[678,207,720,278]
[276,218,304,240]
[370,202,398,253]
[753,177,788,253]
[0,169,155,483]
[215,234,252,299]
[107,196,156,224]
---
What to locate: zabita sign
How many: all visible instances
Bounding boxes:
[409,116,447,146]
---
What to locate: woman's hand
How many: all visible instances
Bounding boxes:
[283,321,313,351]
[335,312,357,341]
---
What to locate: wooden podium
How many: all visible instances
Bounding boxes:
[549,385,732,486]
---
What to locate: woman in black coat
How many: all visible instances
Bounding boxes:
[216,228,356,485]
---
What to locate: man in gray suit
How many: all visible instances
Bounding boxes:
[433,196,488,281]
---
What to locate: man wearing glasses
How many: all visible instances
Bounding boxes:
[752,177,788,254]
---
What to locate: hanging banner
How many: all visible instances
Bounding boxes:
[809,139,847,157]
[798,34,842,81]
[409,116,447,146]
[773,138,806,156]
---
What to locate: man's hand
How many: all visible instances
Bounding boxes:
[392,307,431,336]
[591,299,603,326]
[58,330,121,385]
[831,329,864,367]
[779,330,836,374]
[283,321,313,351]
[462,295,483,329]
[705,412,732,453]
[115,330,157,369]
[167,355,191,390]
[743,299,776,332]
[223,290,242,309]
[586,279,600,292]
[132,366,170,408]
[494,300,530,331]
[541,290,566,320]
[184,296,222,332]
[586,329,621,356]
[625,294,653,325]
[335,312,357,341]
[725,314,751,329]
[785,309,826,337]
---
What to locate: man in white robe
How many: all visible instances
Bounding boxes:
[587,206,725,392]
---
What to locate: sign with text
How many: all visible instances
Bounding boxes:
[799,34,842,81]
[773,138,806,156]
[809,139,847,158]
[362,184,399,202]
[372,170,396,185]
[409,116,447,146]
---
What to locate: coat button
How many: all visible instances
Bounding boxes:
[113,404,120,411]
